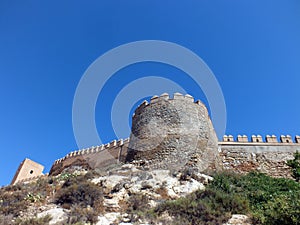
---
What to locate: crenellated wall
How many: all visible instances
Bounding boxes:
[48,134,300,178]
[219,135,300,178]
[49,138,129,175]
[222,134,300,144]
[15,93,300,183]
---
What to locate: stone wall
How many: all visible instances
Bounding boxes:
[126,93,221,172]
[49,139,129,176]
[46,93,300,179]
[48,134,300,179]
[220,135,300,178]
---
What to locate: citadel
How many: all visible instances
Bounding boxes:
[11,93,300,185]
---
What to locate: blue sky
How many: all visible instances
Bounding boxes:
[0,1,300,186]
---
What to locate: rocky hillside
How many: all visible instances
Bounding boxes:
[0,162,299,225]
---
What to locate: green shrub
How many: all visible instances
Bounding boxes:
[24,193,43,203]
[210,171,300,225]
[155,187,249,225]
[57,173,77,182]
[287,151,300,182]
[131,172,300,225]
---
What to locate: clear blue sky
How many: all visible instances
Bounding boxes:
[1,1,300,186]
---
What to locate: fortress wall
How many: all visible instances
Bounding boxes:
[47,134,299,179]
[219,135,300,178]
[49,138,129,176]
[127,93,220,171]
[12,91,300,184]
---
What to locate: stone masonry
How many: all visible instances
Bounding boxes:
[11,93,300,184]
[126,93,220,172]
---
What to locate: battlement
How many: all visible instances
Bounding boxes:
[133,93,206,118]
[128,92,220,171]
[12,92,300,184]
[53,138,129,165]
[221,135,300,144]
[49,138,130,175]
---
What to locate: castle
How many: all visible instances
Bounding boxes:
[11,93,300,185]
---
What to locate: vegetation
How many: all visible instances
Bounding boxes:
[15,215,52,225]
[0,171,102,224]
[55,174,103,209]
[0,167,299,225]
[54,174,103,224]
[211,172,300,224]
[128,171,300,225]
[67,204,99,224]
[153,174,249,225]
[287,151,300,182]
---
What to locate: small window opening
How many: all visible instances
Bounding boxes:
[227,138,230,142]
[286,140,290,143]
[29,170,34,174]
[256,139,260,142]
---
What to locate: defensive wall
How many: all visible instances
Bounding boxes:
[12,134,299,184]
[220,135,300,177]
[49,138,129,176]
[11,93,300,184]
[126,93,220,171]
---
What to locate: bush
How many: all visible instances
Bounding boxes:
[127,193,150,212]
[287,151,300,182]
[0,190,28,216]
[15,215,52,225]
[210,172,300,225]
[125,193,152,222]
[56,173,77,182]
[155,187,249,225]
[24,193,43,203]
[0,176,55,217]
[130,172,300,225]
[67,204,99,224]
[55,175,103,210]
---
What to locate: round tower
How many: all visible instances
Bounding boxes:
[126,93,221,172]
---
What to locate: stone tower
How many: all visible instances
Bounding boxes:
[126,93,221,172]
[11,158,44,185]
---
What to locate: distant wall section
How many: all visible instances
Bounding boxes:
[49,139,129,176]
[219,135,300,178]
